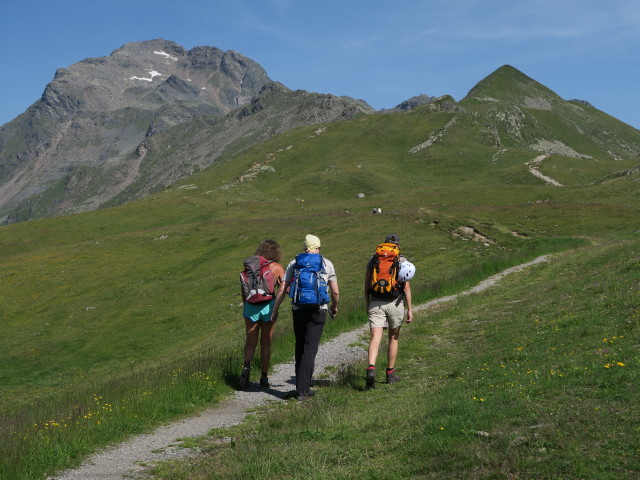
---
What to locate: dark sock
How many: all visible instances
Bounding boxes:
[367,364,376,370]
[386,367,395,373]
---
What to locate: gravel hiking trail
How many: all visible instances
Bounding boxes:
[526,154,563,186]
[49,255,550,480]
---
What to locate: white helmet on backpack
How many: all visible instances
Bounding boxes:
[398,260,416,282]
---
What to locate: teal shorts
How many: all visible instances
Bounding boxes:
[243,300,275,323]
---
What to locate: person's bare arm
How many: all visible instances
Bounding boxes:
[404,281,413,323]
[329,280,340,318]
[271,280,290,322]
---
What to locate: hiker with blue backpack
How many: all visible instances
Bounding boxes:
[271,234,340,401]
[239,240,285,389]
[364,234,415,389]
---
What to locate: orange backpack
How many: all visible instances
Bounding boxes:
[369,243,402,298]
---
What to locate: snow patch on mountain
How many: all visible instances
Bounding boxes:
[129,70,163,82]
[154,51,178,61]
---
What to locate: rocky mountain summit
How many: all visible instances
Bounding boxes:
[40,39,268,119]
[0,39,370,223]
[381,94,439,112]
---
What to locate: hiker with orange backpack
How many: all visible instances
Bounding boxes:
[364,234,415,388]
[239,240,285,389]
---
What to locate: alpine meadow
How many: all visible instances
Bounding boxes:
[0,61,639,479]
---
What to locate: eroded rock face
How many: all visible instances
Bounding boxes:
[0,39,272,222]
[0,40,374,223]
[490,104,526,139]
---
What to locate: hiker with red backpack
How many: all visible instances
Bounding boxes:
[364,234,415,388]
[271,234,340,401]
[239,240,285,389]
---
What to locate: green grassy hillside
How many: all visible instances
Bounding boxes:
[148,236,640,480]
[0,98,639,479]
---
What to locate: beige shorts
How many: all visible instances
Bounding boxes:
[368,296,405,329]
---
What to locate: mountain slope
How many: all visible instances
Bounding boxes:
[2,56,639,225]
[103,81,374,207]
[0,39,269,222]
[0,39,371,224]
[460,65,640,161]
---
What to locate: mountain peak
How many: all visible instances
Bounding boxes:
[462,64,558,106]
[484,64,536,83]
[111,38,186,57]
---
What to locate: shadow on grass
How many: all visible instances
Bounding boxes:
[335,363,369,392]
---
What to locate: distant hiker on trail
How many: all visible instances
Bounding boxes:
[364,233,415,388]
[272,234,340,401]
[239,240,285,389]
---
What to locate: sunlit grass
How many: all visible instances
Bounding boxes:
[0,105,638,479]
[146,238,639,479]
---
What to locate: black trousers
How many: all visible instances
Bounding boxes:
[292,308,327,394]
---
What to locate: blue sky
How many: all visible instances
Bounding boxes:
[1,0,639,128]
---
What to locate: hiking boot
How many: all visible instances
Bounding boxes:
[239,363,250,390]
[366,366,376,389]
[386,371,401,384]
[284,389,298,399]
[259,375,270,388]
[297,390,316,401]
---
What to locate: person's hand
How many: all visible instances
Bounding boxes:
[329,305,338,318]
[271,309,279,322]
[406,309,413,323]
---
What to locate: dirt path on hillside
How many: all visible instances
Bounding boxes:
[526,154,563,186]
[48,255,550,480]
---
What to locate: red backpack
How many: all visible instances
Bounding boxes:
[240,255,277,304]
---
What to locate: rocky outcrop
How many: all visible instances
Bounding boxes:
[382,94,437,112]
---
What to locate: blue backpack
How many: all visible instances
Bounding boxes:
[289,253,330,308]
